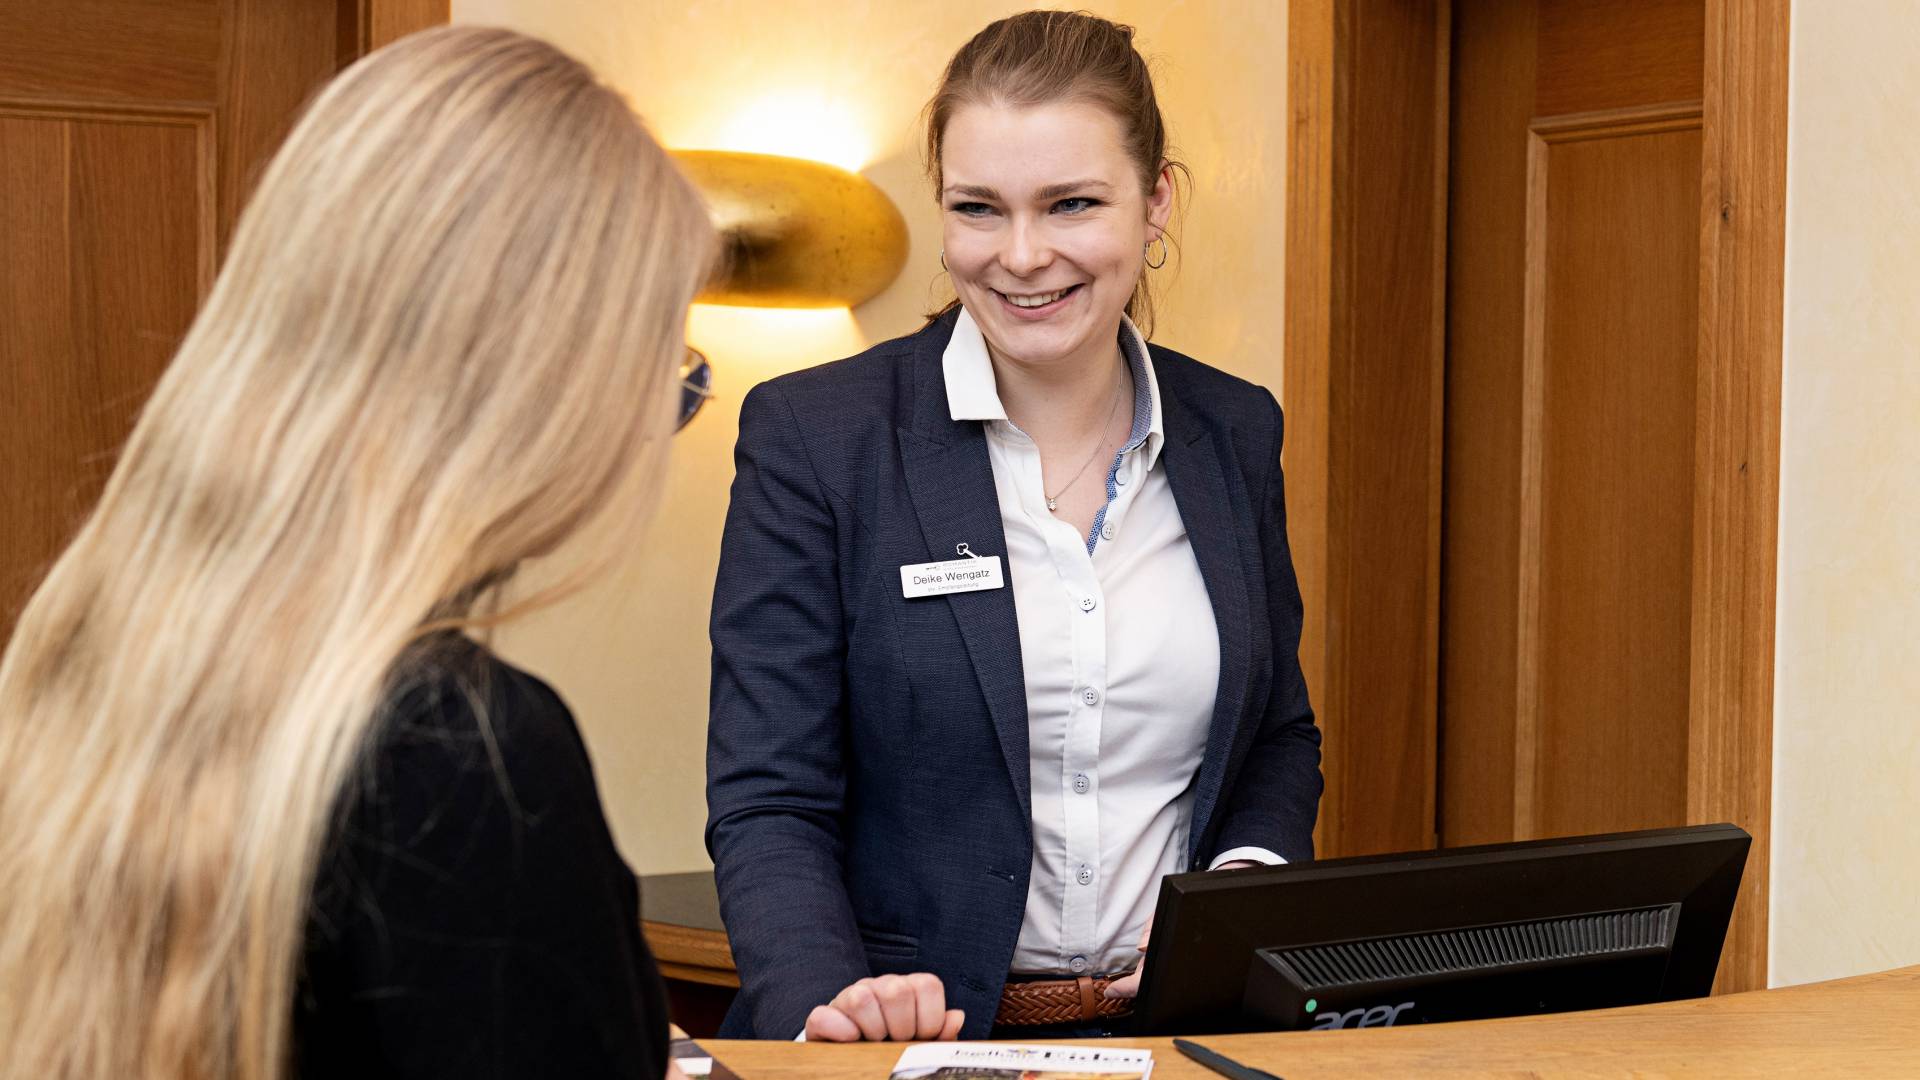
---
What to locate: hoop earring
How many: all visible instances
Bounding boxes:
[939,249,948,272]
[1144,237,1168,270]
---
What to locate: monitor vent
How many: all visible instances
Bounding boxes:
[1275,906,1674,990]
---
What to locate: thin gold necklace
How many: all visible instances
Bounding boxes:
[1045,374,1126,512]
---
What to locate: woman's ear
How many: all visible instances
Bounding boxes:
[1147,162,1176,238]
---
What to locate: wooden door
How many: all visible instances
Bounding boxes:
[0,0,445,642]
[1288,0,1785,994]
[1438,0,1786,991]
[1442,0,1705,846]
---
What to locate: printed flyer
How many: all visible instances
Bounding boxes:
[889,1042,1154,1080]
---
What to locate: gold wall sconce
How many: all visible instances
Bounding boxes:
[672,150,910,309]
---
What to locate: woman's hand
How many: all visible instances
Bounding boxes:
[1105,860,1261,1000]
[805,973,965,1042]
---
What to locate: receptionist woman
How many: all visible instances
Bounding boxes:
[706,10,1322,1041]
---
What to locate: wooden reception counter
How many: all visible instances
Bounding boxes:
[699,965,1920,1079]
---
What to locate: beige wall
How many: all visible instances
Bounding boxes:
[450,0,1289,872]
[1770,0,1920,985]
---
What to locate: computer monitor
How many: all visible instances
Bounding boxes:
[1131,823,1749,1035]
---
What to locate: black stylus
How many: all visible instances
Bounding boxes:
[1171,1038,1284,1080]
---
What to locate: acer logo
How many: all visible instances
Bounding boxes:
[1309,1001,1415,1030]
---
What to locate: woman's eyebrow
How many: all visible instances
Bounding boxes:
[942,179,1116,201]
[1034,179,1113,199]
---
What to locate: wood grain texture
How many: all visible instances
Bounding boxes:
[1283,0,1333,857]
[1442,2,1708,847]
[1529,116,1702,840]
[1537,0,1705,118]
[1439,0,1535,848]
[643,920,738,987]
[362,0,451,52]
[0,116,77,627]
[1688,0,1789,997]
[1511,128,1552,841]
[703,966,1920,1080]
[655,962,740,990]
[217,0,343,258]
[0,1,222,103]
[1438,0,1779,992]
[1330,0,1448,857]
[1286,0,1448,861]
[1420,15,1451,853]
[335,1,451,81]
[0,107,212,636]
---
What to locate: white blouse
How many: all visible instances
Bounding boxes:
[942,308,1280,978]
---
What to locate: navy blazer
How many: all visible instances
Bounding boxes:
[705,311,1321,1039]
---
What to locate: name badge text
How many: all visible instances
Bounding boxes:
[900,555,1005,598]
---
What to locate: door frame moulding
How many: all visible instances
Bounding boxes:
[1283,0,1450,861]
[1686,0,1788,995]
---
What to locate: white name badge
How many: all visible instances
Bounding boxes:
[900,554,1005,598]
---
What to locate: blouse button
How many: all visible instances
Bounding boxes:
[1080,596,1097,612]
[1100,522,1116,541]
[1076,865,1094,886]
[1073,773,1091,794]
[1081,688,1100,706]
[1115,469,1129,487]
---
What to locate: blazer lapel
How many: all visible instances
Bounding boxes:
[897,316,1032,819]
[1158,377,1255,867]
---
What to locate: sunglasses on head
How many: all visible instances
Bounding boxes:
[678,348,713,432]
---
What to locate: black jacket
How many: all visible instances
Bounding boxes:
[299,636,668,1078]
[706,311,1322,1039]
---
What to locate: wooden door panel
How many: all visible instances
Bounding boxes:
[1,116,80,610]
[1536,0,1704,116]
[69,114,215,384]
[0,0,447,638]
[1527,121,1701,839]
[0,108,212,614]
[0,2,223,103]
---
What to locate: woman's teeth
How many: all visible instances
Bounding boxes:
[1005,287,1074,308]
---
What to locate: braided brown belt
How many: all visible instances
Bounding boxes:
[995,976,1135,1027]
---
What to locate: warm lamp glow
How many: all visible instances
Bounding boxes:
[707,91,876,172]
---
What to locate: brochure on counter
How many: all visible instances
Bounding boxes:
[890,1042,1154,1080]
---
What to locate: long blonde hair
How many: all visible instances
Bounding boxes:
[0,26,713,1080]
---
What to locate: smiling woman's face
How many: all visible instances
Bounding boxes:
[940,100,1172,372]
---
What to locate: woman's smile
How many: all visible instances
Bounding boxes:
[994,283,1085,318]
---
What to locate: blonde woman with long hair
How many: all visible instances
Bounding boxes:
[0,26,714,1080]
